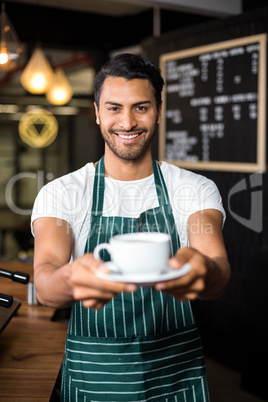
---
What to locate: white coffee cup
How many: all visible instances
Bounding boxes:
[93,232,171,277]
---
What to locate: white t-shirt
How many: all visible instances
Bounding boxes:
[31,161,225,260]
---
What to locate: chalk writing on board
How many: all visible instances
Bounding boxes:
[160,34,266,172]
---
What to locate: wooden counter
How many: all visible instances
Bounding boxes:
[0,261,68,401]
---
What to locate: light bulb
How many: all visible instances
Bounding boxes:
[46,68,73,105]
[31,73,47,91]
[0,8,23,70]
[52,88,66,103]
[20,47,54,94]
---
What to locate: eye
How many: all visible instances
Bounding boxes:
[136,106,148,112]
[108,106,120,112]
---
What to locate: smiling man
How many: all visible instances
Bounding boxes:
[32,53,230,401]
[95,77,160,165]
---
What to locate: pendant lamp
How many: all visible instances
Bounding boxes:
[0,3,23,69]
[20,47,54,94]
[46,68,73,105]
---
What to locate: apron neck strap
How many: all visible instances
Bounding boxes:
[91,157,171,215]
[91,156,105,214]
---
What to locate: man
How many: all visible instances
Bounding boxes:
[32,53,230,401]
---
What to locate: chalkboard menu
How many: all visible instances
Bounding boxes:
[159,34,267,172]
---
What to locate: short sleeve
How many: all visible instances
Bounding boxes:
[31,181,73,236]
[187,179,226,223]
[168,167,226,228]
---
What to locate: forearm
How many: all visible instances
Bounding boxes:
[199,255,230,300]
[188,209,231,300]
[34,262,74,309]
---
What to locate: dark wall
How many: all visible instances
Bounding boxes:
[143,7,268,400]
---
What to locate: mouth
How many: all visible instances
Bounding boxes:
[113,130,144,141]
[117,132,141,139]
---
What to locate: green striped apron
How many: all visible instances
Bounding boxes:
[61,157,210,402]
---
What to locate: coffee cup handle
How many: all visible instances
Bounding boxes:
[93,243,112,261]
[93,243,120,274]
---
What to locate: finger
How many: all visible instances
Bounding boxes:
[174,293,198,302]
[155,270,193,290]
[79,252,103,268]
[82,298,108,310]
[185,292,199,300]
[169,247,196,268]
[71,262,135,294]
[158,273,205,290]
[89,256,137,291]
[94,273,137,293]
[72,269,137,301]
[73,285,117,302]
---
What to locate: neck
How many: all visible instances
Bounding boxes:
[103,146,154,181]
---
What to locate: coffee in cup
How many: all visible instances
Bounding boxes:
[93,232,170,277]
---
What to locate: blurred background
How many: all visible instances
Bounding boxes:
[0,1,268,400]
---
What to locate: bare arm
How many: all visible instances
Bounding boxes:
[33,217,136,310]
[155,209,230,301]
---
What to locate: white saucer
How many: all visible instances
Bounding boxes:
[96,262,191,286]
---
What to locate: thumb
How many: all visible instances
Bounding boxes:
[169,247,195,268]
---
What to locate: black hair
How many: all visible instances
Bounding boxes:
[94,53,164,109]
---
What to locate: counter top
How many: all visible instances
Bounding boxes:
[0,260,68,401]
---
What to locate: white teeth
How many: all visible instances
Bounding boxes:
[118,133,139,139]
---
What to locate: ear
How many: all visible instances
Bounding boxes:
[94,102,100,125]
[157,102,162,124]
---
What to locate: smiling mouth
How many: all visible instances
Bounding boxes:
[117,133,141,139]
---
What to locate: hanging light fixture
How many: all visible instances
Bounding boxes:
[46,68,73,105]
[20,47,54,94]
[0,3,23,69]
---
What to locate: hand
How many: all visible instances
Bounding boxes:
[155,247,208,302]
[70,253,136,310]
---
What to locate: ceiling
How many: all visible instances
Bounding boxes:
[0,0,267,116]
[5,0,149,16]
[0,0,218,111]
[4,0,243,18]
[2,0,250,54]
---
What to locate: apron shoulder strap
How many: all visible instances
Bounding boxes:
[91,156,105,215]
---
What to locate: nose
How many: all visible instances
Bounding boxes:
[118,109,137,131]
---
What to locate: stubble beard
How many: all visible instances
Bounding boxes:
[99,122,158,161]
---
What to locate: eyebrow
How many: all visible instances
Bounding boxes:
[104,101,152,107]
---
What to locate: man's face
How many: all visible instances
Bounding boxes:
[94,77,161,161]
